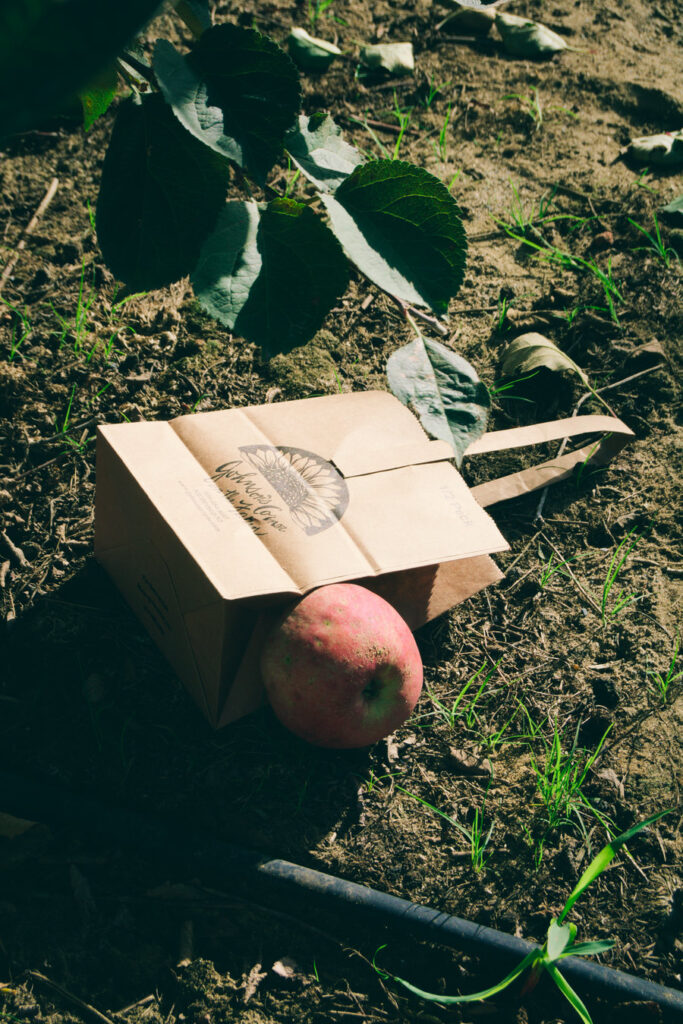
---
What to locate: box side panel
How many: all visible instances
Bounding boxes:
[215,608,283,729]
[184,599,265,726]
[96,430,227,724]
[358,554,503,631]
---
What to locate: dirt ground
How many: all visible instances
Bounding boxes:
[1,0,682,1022]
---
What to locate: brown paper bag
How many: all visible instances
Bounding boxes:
[94,393,633,727]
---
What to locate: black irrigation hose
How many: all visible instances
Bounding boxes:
[1,769,681,1016]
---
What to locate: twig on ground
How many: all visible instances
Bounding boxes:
[0,177,58,294]
[539,532,602,616]
[25,970,116,1024]
[533,363,664,523]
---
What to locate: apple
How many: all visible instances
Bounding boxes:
[260,583,423,748]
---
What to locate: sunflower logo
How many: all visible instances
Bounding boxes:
[239,445,349,535]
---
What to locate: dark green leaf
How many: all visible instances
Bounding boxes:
[96,93,231,291]
[0,0,161,136]
[558,809,671,923]
[321,160,467,313]
[285,113,364,192]
[79,65,119,131]
[191,198,348,357]
[386,332,489,465]
[155,24,300,183]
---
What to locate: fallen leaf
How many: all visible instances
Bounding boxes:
[627,130,683,167]
[496,12,568,57]
[359,42,414,76]
[271,957,300,980]
[441,8,495,35]
[287,27,341,72]
[501,332,589,385]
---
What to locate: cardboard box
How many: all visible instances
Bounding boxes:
[94,391,512,727]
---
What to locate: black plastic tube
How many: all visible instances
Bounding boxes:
[1,769,681,1016]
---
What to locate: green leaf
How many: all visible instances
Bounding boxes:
[560,940,614,958]
[558,810,671,923]
[285,113,364,192]
[386,332,489,466]
[79,65,119,131]
[495,12,569,57]
[191,198,348,357]
[154,24,301,183]
[628,130,683,167]
[288,27,341,72]
[320,160,467,313]
[0,0,161,136]
[545,963,594,1024]
[546,919,574,963]
[661,194,683,223]
[359,42,414,76]
[394,950,539,1004]
[501,332,589,385]
[96,93,231,291]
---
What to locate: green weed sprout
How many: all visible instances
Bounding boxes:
[529,721,612,865]
[1,297,32,360]
[646,635,682,704]
[628,212,678,269]
[385,810,670,1023]
[395,782,494,872]
[601,526,642,625]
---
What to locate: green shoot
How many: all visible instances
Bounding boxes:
[385,811,670,1022]
[1,297,32,360]
[628,212,678,268]
[391,92,411,160]
[600,527,642,626]
[50,257,97,352]
[425,658,501,731]
[486,370,540,405]
[504,87,543,129]
[633,168,657,194]
[423,75,452,109]
[447,169,461,193]
[528,719,612,864]
[283,156,301,199]
[434,103,452,162]
[396,781,494,872]
[646,635,682,704]
[538,548,586,588]
[308,0,336,28]
[497,225,623,324]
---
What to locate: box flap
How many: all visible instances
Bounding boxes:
[332,438,454,477]
[170,392,508,594]
[99,392,508,602]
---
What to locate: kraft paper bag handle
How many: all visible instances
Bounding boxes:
[466,414,634,508]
